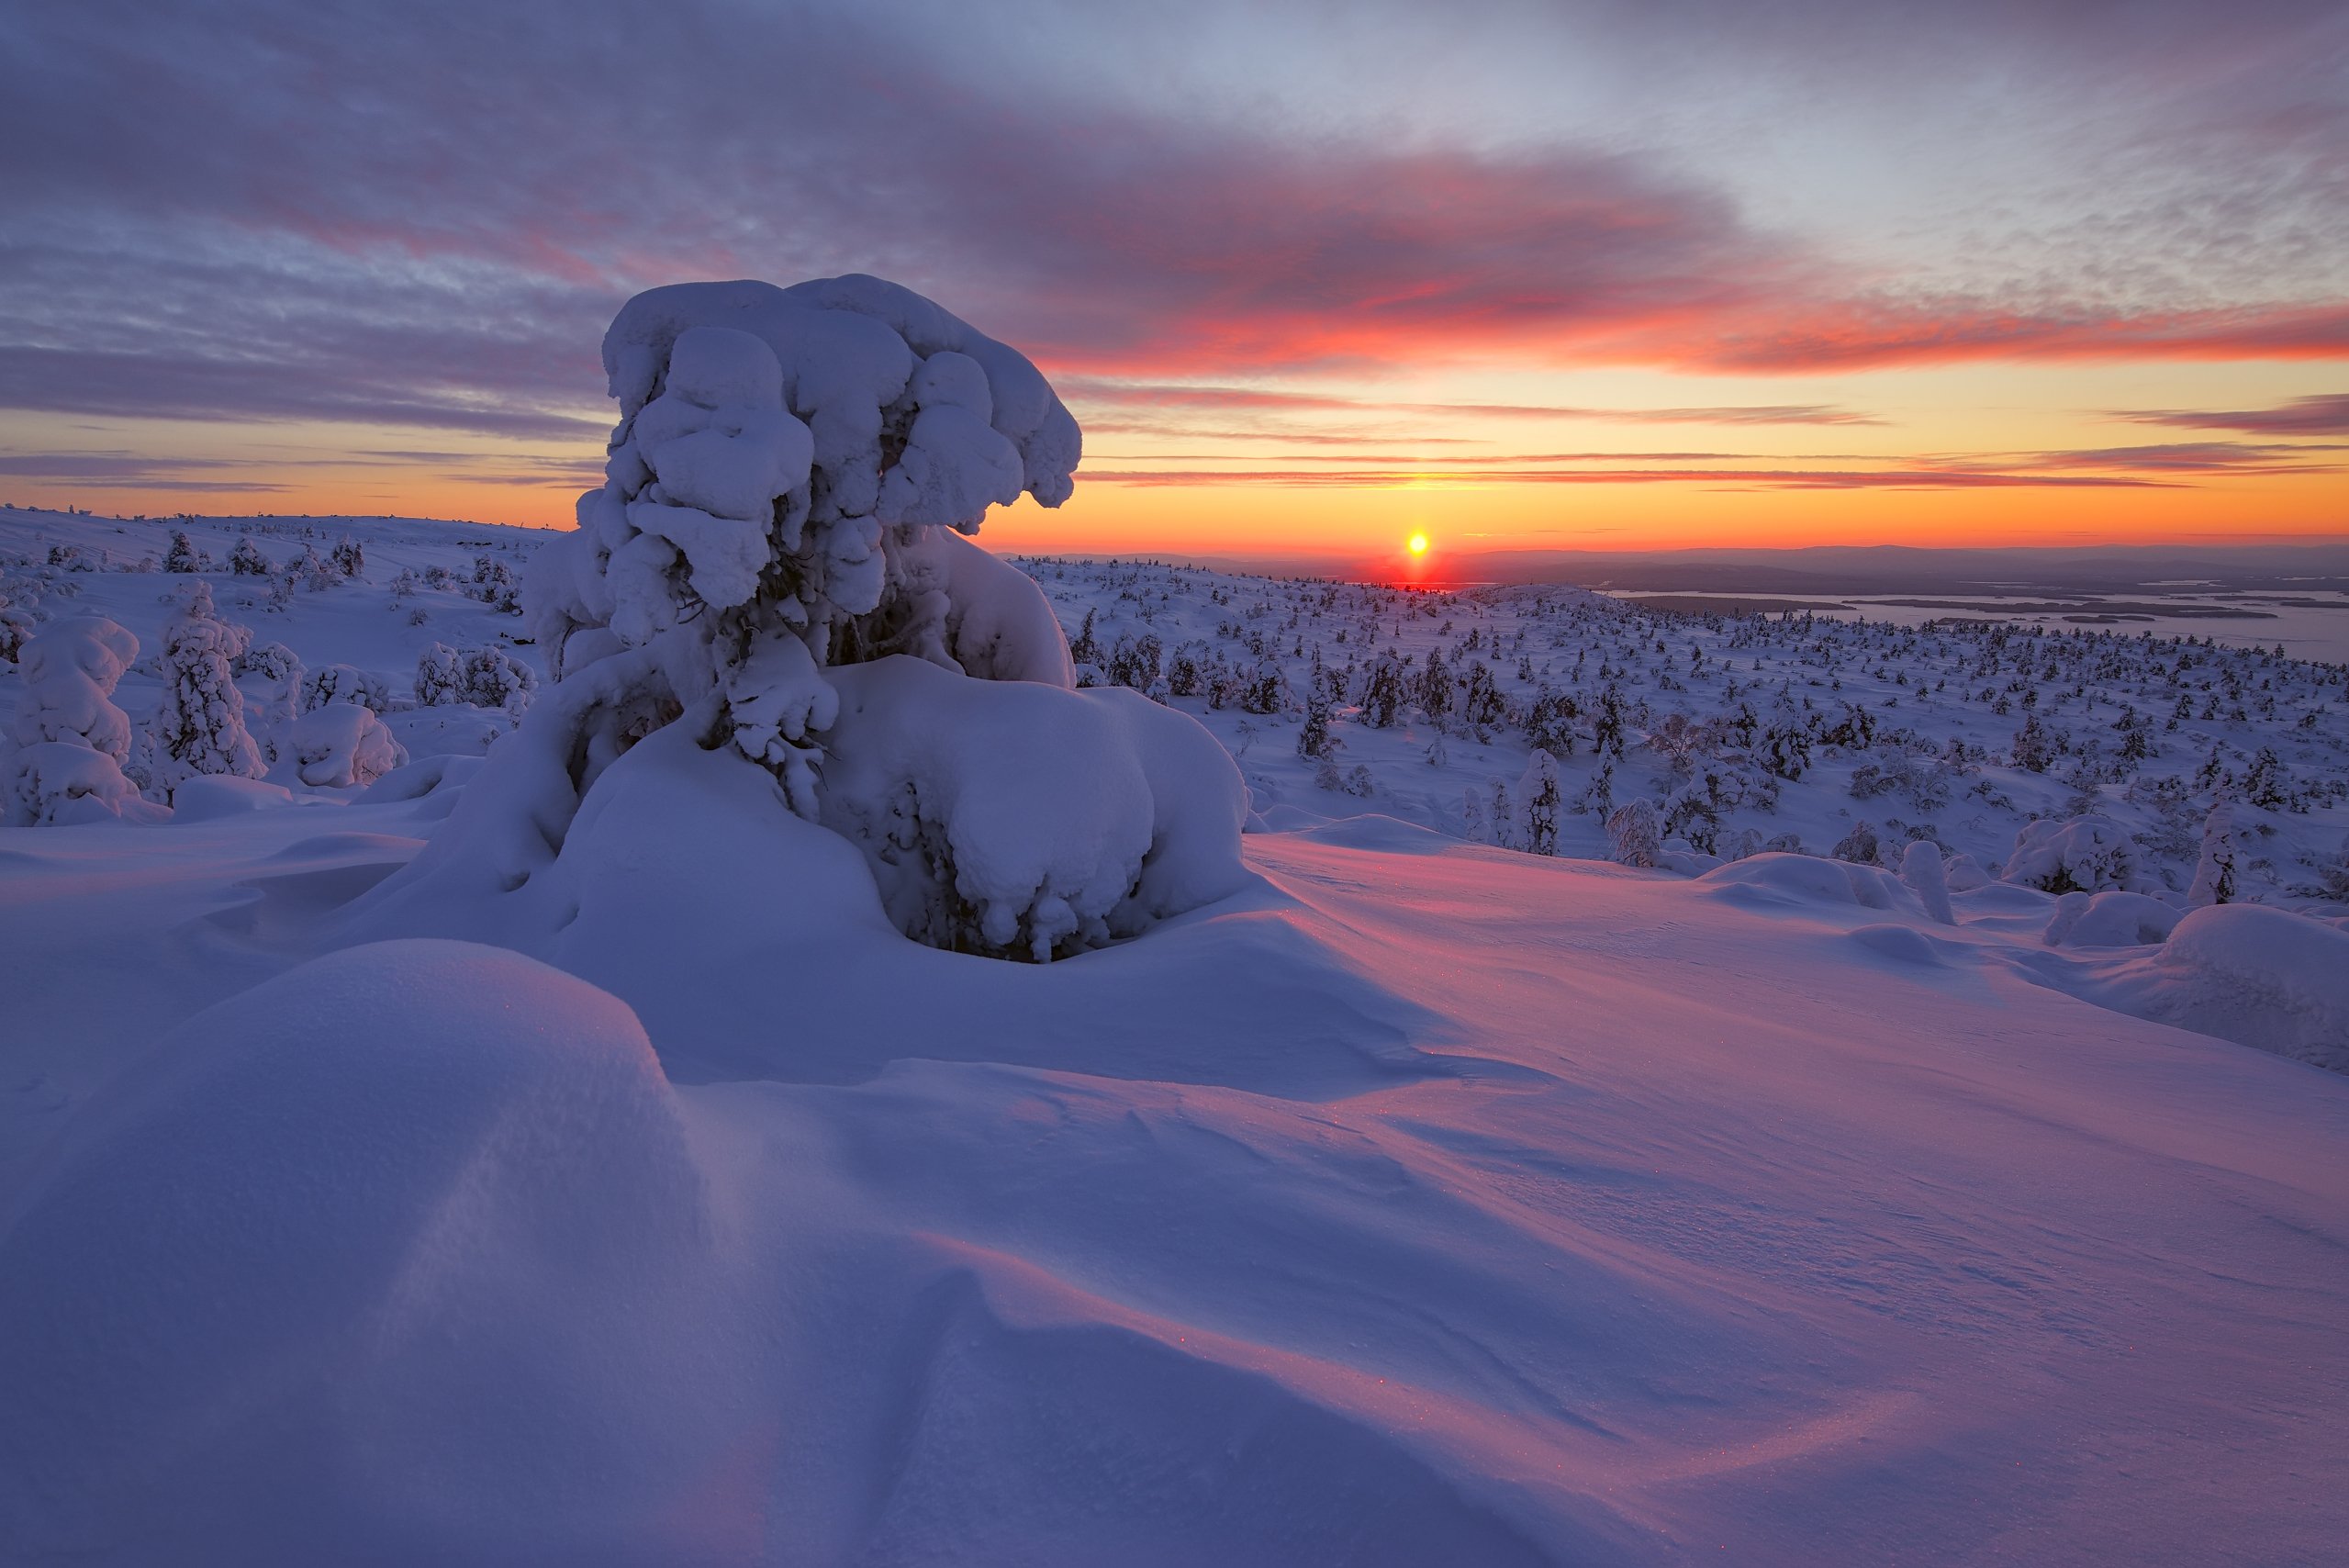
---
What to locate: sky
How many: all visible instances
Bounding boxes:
[2,0,2345,564]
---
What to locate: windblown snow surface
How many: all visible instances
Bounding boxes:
[3,507,2347,1565]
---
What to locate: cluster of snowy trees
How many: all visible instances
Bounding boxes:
[0,536,554,816]
[1023,559,2349,911]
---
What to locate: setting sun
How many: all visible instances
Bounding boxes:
[1407,532,1429,555]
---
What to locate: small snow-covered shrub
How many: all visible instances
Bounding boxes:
[1606,798,1661,868]
[229,536,271,576]
[1831,820,1883,867]
[415,643,537,715]
[416,643,464,707]
[301,663,390,714]
[287,702,409,788]
[2004,814,2145,895]
[236,640,302,685]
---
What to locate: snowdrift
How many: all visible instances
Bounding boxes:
[0,940,743,1565]
[2077,902,2349,1071]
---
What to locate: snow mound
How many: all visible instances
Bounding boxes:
[822,656,1248,960]
[167,774,295,822]
[2044,890,2180,949]
[1698,851,1921,915]
[2107,905,2349,1071]
[0,939,740,1563]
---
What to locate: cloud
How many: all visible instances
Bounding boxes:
[0,0,2342,468]
[1082,465,2170,490]
[2013,441,2343,474]
[2119,392,2349,436]
[1062,379,1887,425]
[1704,302,2349,374]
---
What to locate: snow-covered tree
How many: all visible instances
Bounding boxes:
[1460,660,1504,734]
[1416,648,1454,726]
[330,535,365,579]
[1516,748,1562,855]
[1901,838,1956,924]
[1239,656,1289,715]
[2187,801,2239,907]
[229,537,271,577]
[1359,653,1406,728]
[2012,712,2053,772]
[163,531,201,573]
[363,275,1239,964]
[244,643,305,763]
[1297,684,1335,759]
[143,581,264,798]
[1605,798,1661,868]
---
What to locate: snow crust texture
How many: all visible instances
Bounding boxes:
[4,506,2349,1564]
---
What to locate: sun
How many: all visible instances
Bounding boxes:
[1407,532,1429,555]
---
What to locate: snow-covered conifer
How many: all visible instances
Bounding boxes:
[1460,659,1504,734]
[364,276,1237,964]
[144,581,263,797]
[1359,654,1406,728]
[1516,748,1562,855]
[4,617,145,823]
[2187,801,2239,907]
[1488,779,1515,850]
[229,537,271,577]
[2012,712,2053,772]
[1416,648,1454,726]
[1297,685,1335,759]
[163,531,200,573]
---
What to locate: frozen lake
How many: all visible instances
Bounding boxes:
[1609,589,2349,665]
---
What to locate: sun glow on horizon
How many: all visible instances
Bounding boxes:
[1407,532,1429,555]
